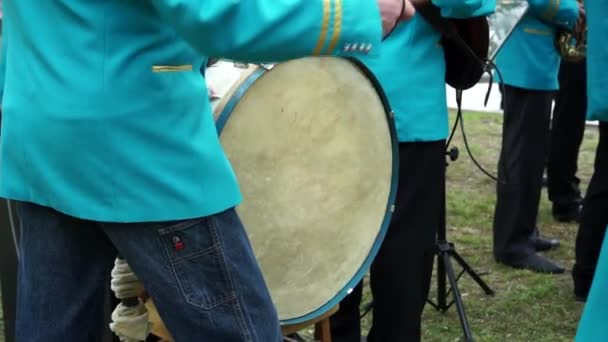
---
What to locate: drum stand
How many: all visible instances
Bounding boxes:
[426,147,494,342]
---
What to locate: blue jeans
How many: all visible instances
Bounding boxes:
[14,201,282,342]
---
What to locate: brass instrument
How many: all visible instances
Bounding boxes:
[556,1,587,63]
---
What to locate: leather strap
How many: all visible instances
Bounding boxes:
[414,3,485,65]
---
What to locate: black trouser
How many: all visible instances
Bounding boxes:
[330,141,445,342]
[0,199,18,342]
[573,122,608,297]
[547,60,587,208]
[493,85,554,260]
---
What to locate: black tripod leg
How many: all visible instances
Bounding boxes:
[442,252,474,342]
[437,249,448,311]
[451,250,495,296]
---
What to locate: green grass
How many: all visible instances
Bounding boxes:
[0,111,599,342]
[416,111,596,342]
[402,111,594,341]
[298,110,598,341]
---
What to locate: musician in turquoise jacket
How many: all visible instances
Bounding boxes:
[577,8,608,320]
[492,0,582,274]
[576,1,608,337]
[0,0,414,340]
[330,0,495,340]
[572,0,608,318]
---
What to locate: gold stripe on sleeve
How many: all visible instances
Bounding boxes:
[327,0,343,54]
[542,0,560,21]
[151,65,193,72]
[313,0,332,55]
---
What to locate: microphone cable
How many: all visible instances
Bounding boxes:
[445,58,509,185]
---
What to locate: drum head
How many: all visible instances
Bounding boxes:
[215,57,398,324]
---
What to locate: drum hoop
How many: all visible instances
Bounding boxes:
[214,57,400,325]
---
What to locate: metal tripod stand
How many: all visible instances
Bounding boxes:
[426,146,494,342]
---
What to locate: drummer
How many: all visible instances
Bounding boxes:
[330,0,495,341]
[0,0,415,341]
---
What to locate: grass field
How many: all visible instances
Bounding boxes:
[420,110,595,342]
[301,110,598,341]
[0,110,599,342]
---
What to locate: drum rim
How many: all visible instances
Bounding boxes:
[215,56,400,326]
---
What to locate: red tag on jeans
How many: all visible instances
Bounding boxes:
[172,236,185,251]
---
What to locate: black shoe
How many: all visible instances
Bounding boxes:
[497,253,565,274]
[533,236,560,252]
[552,204,582,223]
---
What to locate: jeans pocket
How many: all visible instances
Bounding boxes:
[158,216,236,310]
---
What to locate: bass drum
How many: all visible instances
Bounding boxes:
[148,56,399,339]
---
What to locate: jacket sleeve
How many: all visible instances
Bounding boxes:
[0,20,6,106]
[528,0,579,29]
[149,0,383,62]
[432,0,496,19]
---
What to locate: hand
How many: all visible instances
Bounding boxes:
[208,86,220,100]
[574,1,585,34]
[377,0,416,37]
[402,0,416,19]
[577,1,586,24]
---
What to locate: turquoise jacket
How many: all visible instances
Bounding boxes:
[574,4,608,339]
[359,0,496,143]
[495,0,579,90]
[586,0,608,122]
[575,5,608,340]
[577,2,608,336]
[0,0,384,222]
[576,227,608,341]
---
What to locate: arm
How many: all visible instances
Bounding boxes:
[431,0,496,18]
[149,0,384,62]
[528,0,579,29]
